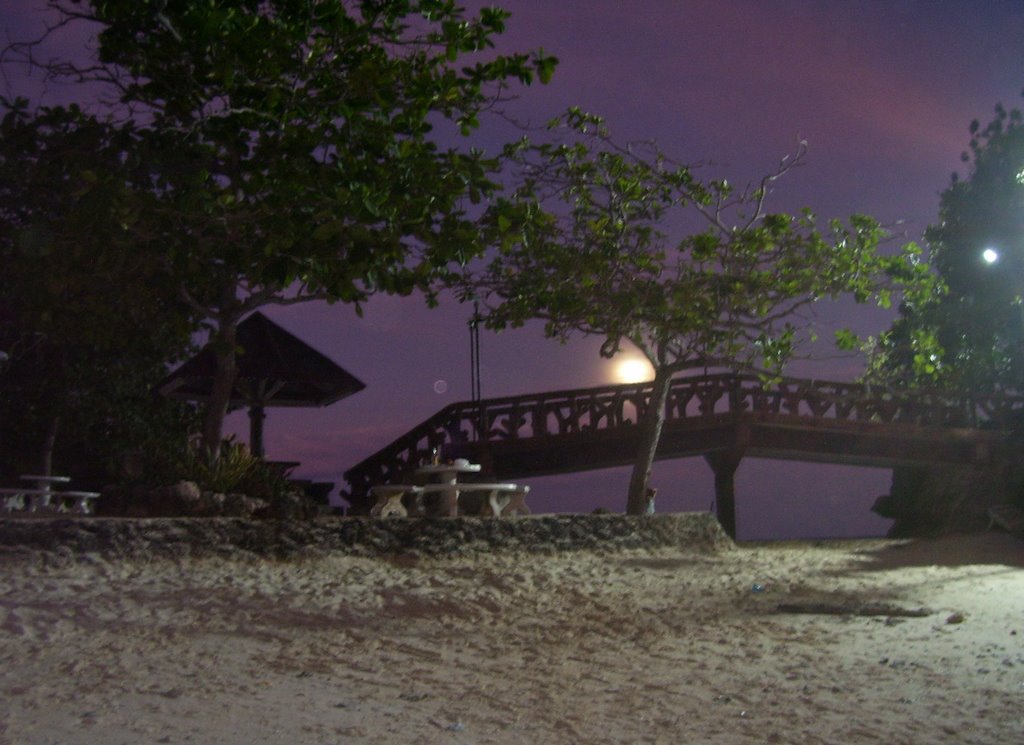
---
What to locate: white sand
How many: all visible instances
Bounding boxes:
[1,532,1022,744]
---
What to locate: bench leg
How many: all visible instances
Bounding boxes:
[481,490,530,517]
[377,493,408,518]
[484,490,509,518]
[503,493,530,517]
[29,493,52,512]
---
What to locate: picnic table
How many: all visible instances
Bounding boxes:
[369,459,530,518]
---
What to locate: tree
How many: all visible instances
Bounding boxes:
[867,96,1024,393]
[6,0,557,457]
[467,111,935,514]
[0,100,197,482]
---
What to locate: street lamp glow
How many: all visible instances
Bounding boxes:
[982,247,1000,264]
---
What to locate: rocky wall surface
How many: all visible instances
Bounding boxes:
[873,461,1024,537]
[0,513,732,562]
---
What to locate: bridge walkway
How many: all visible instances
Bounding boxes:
[344,373,1023,536]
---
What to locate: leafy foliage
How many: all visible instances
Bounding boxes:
[172,439,295,501]
[477,111,931,378]
[468,110,936,512]
[868,95,1024,392]
[7,0,557,456]
[0,100,197,484]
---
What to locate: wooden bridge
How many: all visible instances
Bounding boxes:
[344,373,1024,536]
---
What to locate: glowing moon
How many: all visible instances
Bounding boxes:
[613,357,653,384]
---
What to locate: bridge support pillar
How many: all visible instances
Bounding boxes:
[705,450,744,539]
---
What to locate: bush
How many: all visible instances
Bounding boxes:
[174,440,296,502]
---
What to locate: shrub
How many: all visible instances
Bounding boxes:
[174,439,297,502]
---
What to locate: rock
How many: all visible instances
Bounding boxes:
[876,463,1024,537]
[0,511,734,562]
[243,497,268,516]
[870,494,894,518]
[168,481,202,503]
[266,491,323,520]
[196,492,224,516]
[222,493,249,517]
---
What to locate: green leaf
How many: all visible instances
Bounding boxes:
[834,328,859,351]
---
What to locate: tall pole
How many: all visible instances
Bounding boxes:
[469,301,482,403]
[248,404,266,458]
[469,301,484,448]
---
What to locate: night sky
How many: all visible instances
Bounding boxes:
[4,1,1024,538]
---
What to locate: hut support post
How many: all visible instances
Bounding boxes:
[249,404,266,458]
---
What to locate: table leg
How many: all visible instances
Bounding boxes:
[484,490,509,517]
[504,492,530,517]
[439,487,460,517]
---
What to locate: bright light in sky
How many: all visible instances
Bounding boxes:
[613,357,654,384]
[982,247,1000,264]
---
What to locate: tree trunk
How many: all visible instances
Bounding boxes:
[625,366,673,514]
[200,319,239,461]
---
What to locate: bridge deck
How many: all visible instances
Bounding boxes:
[344,373,1022,533]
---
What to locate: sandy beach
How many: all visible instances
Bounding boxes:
[1,523,1022,744]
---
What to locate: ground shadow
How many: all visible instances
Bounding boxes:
[844,531,1024,572]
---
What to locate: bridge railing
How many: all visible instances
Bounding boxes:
[343,373,1024,502]
[342,380,654,500]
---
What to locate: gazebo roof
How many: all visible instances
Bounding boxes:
[157,311,365,408]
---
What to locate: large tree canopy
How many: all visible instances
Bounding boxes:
[5,0,557,456]
[467,111,935,513]
[868,96,1024,393]
[0,100,196,481]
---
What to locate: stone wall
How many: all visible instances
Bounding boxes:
[0,513,733,563]
[95,481,322,520]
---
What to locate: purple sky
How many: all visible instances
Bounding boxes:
[4,1,1024,538]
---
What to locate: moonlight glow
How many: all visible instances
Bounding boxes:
[613,357,653,384]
